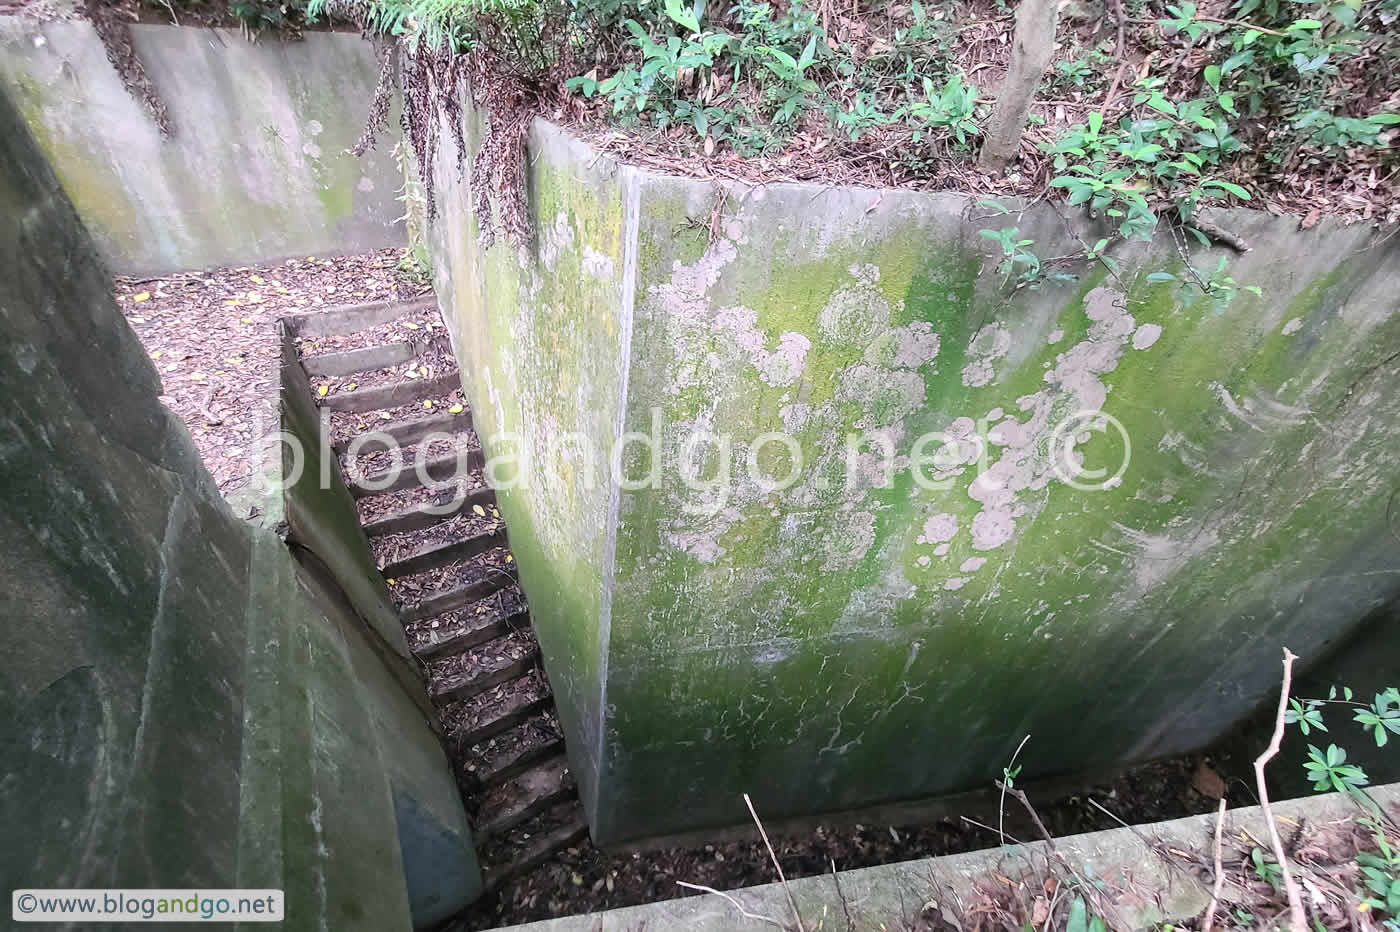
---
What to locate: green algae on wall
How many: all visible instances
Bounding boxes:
[426,104,1400,846]
[0,19,404,275]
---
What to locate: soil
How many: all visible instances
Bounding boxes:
[556,0,1398,226]
[112,247,428,493]
[453,752,1256,929]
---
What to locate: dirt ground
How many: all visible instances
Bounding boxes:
[458,752,1249,929]
[111,247,428,492]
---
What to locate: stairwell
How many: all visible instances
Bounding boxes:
[287,294,589,894]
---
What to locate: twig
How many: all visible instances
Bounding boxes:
[1193,215,1252,253]
[1256,648,1308,932]
[1101,0,1128,111]
[745,793,804,931]
[675,882,789,929]
[997,781,1058,853]
[1202,798,1228,932]
[830,858,854,932]
[199,379,223,425]
[999,734,1032,846]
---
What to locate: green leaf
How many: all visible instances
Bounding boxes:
[1213,181,1251,199]
[1203,65,1221,92]
[1067,898,1089,932]
[1147,272,1178,283]
[1368,114,1400,125]
[663,0,701,32]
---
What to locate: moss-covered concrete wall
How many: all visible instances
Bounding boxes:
[0,18,404,275]
[428,102,1400,846]
[0,85,476,925]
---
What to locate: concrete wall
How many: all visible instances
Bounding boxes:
[427,100,1400,847]
[0,19,404,275]
[0,85,475,926]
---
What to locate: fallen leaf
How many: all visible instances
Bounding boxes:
[130,316,146,323]
[381,411,392,420]
[346,382,357,391]
[504,553,513,563]
[403,322,420,330]
[423,400,433,409]
[250,274,265,284]
[448,403,464,414]
[132,291,150,302]
[151,351,163,359]
[318,385,329,397]
[473,504,486,516]
[1192,759,1226,800]
[245,291,263,303]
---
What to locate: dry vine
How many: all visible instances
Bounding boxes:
[85,0,172,137]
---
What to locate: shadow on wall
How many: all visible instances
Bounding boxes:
[0,85,477,926]
[0,19,406,275]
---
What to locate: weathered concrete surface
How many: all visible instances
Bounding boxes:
[0,85,476,925]
[428,97,1400,846]
[0,19,404,274]
[502,782,1400,931]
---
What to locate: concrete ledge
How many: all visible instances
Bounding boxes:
[503,784,1400,930]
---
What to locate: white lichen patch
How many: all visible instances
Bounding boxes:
[961,323,1012,387]
[582,246,614,281]
[1282,317,1303,335]
[960,556,987,572]
[923,513,958,542]
[1132,322,1163,350]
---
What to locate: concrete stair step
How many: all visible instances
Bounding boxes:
[483,812,589,892]
[363,486,496,538]
[282,295,436,338]
[432,650,540,707]
[380,527,505,579]
[347,449,485,499]
[455,693,552,751]
[402,569,519,623]
[413,609,529,663]
[303,341,419,377]
[479,737,564,788]
[332,409,472,455]
[476,755,574,840]
[320,372,460,413]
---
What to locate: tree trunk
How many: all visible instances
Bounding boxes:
[978,0,1058,173]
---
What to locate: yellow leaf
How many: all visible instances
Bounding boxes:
[386,578,395,586]
[504,553,513,563]
[403,322,420,330]
[151,351,163,359]
[240,317,254,324]
[448,403,463,414]
[318,385,329,396]
[472,504,485,516]
[353,291,365,297]
[245,291,263,303]
[423,400,433,409]
[380,411,392,420]
[224,299,240,306]
[132,291,150,302]
[294,299,307,306]
[250,274,265,284]
[346,382,357,391]
[130,316,146,323]
[226,357,242,365]
[356,424,366,431]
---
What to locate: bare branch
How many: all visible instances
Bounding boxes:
[675,882,789,929]
[745,793,804,931]
[1202,798,1228,932]
[1255,648,1308,932]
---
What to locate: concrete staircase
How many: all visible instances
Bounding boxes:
[289,296,588,896]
